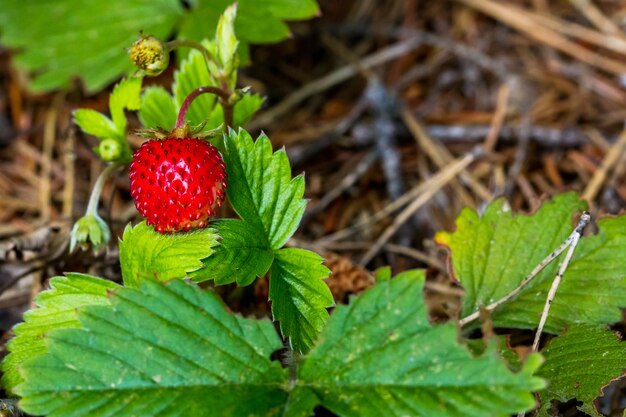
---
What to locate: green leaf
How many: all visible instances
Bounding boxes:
[291,270,545,417]
[191,219,274,285]
[269,248,333,353]
[119,221,219,288]
[0,0,182,93]
[0,0,319,93]
[537,325,626,417]
[73,109,118,139]
[173,48,220,129]
[1,274,118,393]
[179,0,320,62]
[223,129,306,249]
[233,92,265,126]
[436,192,626,332]
[215,3,239,75]
[17,279,288,417]
[138,86,178,130]
[109,76,142,133]
[139,52,262,131]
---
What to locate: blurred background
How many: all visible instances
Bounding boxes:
[0,1,625,415]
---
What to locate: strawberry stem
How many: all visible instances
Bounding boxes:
[166,39,217,69]
[85,163,123,216]
[176,86,233,131]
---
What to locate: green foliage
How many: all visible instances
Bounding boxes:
[17,279,288,417]
[109,76,143,133]
[14,274,543,417]
[537,325,626,417]
[69,213,111,253]
[190,219,274,285]
[0,0,319,93]
[290,270,545,417]
[269,248,333,353]
[74,77,142,162]
[436,192,626,332]
[222,129,306,249]
[179,0,319,62]
[138,86,178,130]
[119,221,219,288]
[215,4,239,77]
[138,48,263,131]
[0,0,181,93]
[189,130,327,351]
[1,274,118,393]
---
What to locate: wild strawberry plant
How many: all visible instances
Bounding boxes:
[1,5,625,417]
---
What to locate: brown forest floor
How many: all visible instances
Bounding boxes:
[0,0,625,416]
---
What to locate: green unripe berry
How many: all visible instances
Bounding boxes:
[98,138,122,161]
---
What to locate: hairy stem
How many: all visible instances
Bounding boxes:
[175,86,232,130]
[85,163,123,216]
[166,39,216,69]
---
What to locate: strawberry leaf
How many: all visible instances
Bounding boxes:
[537,325,626,417]
[436,192,626,332]
[0,1,318,93]
[179,0,319,63]
[1,274,118,394]
[289,270,545,417]
[138,49,263,131]
[269,248,333,353]
[0,0,182,93]
[138,86,178,130]
[223,129,306,249]
[173,48,221,129]
[109,76,142,133]
[16,279,289,417]
[73,109,119,139]
[191,219,275,285]
[119,221,219,287]
[74,77,141,140]
[74,77,141,162]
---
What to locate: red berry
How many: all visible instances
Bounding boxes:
[129,137,226,233]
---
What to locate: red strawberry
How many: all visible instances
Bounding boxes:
[129,137,226,233]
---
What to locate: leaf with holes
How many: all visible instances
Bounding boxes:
[537,325,626,417]
[435,192,626,332]
[287,270,545,417]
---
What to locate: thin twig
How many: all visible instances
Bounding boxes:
[425,124,594,147]
[582,128,626,203]
[457,0,626,75]
[458,212,588,327]
[249,36,428,130]
[321,149,482,244]
[401,108,491,203]
[359,148,483,266]
[40,94,63,221]
[62,126,76,219]
[304,151,378,220]
[505,112,532,196]
[531,212,591,351]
